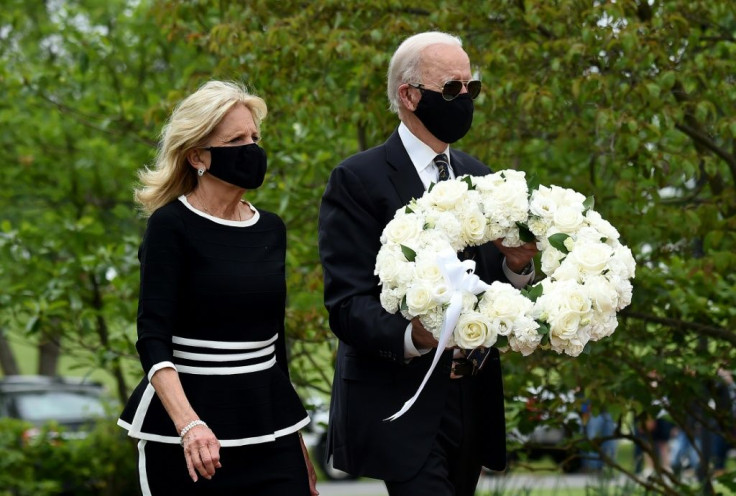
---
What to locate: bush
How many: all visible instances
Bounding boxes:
[0,418,138,496]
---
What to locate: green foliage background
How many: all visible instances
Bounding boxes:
[1,1,734,494]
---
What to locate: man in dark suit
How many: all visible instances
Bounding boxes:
[318,31,538,496]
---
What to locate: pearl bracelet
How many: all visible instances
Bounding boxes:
[179,419,207,444]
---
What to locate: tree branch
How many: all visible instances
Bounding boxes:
[622,310,736,347]
[675,122,736,173]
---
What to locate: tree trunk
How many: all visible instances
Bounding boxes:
[0,330,20,376]
[38,338,61,376]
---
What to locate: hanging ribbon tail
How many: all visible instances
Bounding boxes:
[385,292,463,422]
[384,248,490,422]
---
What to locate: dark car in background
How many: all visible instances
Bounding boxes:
[507,386,583,473]
[0,375,110,440]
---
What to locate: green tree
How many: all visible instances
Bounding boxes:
[151,1,735,493]
[1,1,734,493]
[0,0,214,403]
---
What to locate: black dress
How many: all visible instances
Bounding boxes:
[118,196,309,493]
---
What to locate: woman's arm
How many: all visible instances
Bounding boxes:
[150,367,221,482]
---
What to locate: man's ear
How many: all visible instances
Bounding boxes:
[398,84,419,112]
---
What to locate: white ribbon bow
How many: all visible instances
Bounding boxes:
[386,248,490,421]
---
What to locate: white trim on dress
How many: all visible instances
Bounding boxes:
[178,195,259,227]
[120,415,311,447]
[172,333,278,350]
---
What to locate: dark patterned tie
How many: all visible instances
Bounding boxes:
[434,154,451,182]
[434,153,488,369]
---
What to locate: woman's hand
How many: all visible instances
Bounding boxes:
[180,423,222,482]
[299,432,320,495]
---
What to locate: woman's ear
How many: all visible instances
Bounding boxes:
[186,148,205,170]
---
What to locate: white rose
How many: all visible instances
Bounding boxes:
[570,240,613,274]
[548,310,580,340]
[375,248,406,285]
[585,276,618,314]
[455,311,495,349]
[382,214,424,245]
[529,186,555,219]
[585,210,620,240]
[490,316,515,337]
[479,283,533,320]
[614,278,633,309]
[459,209,488,245]
[427,180,468,210]
[553,205,585,233]
[551,258,583,281]
[611,243,636,280]
[473,173,505,191]
[405,284,435,315]
[413,255,444,284]
[540,247,565,275]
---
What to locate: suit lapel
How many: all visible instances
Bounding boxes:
[385,130,425,205]
[449,150,470,177]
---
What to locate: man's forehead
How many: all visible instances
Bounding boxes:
[420,44,470,77]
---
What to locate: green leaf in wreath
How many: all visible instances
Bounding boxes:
[522,284,544,302]
[428,182,436,193]
[548,232,571,254]
[516,222,537,243]
[536,322,550,335]
[474,292,485,310]
[526,173,541,194]
[495,335,509,349]
[405,206,414,214]
[400,295,408,312]
[400,244,417,262]
[462,176,475,190]
[583,195,595,212]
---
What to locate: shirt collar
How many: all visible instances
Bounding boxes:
[398,122,451,175]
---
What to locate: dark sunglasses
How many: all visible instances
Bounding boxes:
[409,79,482,101]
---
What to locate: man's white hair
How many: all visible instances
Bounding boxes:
[386,31,463,114]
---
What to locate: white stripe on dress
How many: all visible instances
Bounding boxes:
[138,440,152,496]
[176,356,276,375]
[173,344,275,362]
[172,333,278,350]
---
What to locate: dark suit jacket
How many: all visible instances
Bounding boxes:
[318,129,507,482]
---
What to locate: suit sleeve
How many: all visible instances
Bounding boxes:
[135,208,186,375]
[318,165,408,361]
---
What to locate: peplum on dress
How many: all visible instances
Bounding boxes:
[118,196,309,446]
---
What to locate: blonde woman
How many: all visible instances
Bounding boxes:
[118,81,318,496]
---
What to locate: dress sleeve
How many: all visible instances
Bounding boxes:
[135,207,187,375]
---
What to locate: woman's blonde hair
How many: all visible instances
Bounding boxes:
[134,80,267,215]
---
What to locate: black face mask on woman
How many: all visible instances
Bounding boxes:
[205,143,267,189]
[413,90,474,144]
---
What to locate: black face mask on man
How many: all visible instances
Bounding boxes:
[204,143,267,189]
[413,90,474,144]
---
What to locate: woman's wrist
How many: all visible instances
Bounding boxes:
[179,419,208,443]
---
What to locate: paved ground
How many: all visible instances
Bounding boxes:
[316,472,628,495]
